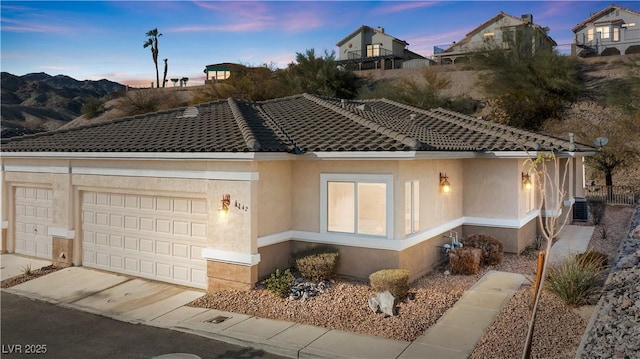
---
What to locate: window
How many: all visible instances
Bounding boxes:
[613,27,620,42]
[587,28,594,42]
[596,26,610,39]
[321,174,393,237]
[366,44,381,57]
[404,181,420,235]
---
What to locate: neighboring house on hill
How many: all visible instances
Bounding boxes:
[434,12,557,64]
[572,4,640,57]
[203,62,246,84]
[336,25,431,70]
[0,94,594,291]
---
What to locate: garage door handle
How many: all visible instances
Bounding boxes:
[34,228,37,233]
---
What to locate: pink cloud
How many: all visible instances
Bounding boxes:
[176,1,324,33]
[372,1,439,15]
[0,18,73,34]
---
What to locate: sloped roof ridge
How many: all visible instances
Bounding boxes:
[431,107,582,151]
[573,4,640,31]
[302,93,422,150]
[378,98,543,150]
[227,97,260,150]
[251,99,302,154]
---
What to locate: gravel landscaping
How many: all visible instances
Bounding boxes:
[0,264,62,288]
[190,205,635,353]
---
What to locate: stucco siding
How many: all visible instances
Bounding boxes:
[257,161,292,237]
[463,158,519,219]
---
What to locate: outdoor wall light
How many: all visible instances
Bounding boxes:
[440,173,451,193]
[218,194,231,219]
[522,172,532,191]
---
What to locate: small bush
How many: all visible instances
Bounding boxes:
[587,198,606,225]
[262,268,294,298]
[292,247,339,282]
[369,269,410,300]
[21,264,33,276]
[449,247,481,275]
[545,253,605,306]
[575,250,609,269]
[462,234,504,266]
[81,97,105,119]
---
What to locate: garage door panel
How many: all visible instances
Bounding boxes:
[15,187,53,259]
[156,241,171,255]
[125,258,138,271]
[82,192,207,289]
[139,238,154,253]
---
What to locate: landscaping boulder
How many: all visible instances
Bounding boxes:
[368,290,396,317]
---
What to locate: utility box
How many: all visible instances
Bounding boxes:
[573,197,589,222]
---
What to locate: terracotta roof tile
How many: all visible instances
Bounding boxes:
[1,94,594,154]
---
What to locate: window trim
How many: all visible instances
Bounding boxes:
[405,180,420,235]
[320,173,394,239]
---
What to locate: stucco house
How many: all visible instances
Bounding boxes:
[203,62,246,84]
[572,4,640,57]
[336,25,430,70]
[434,12,557,64]
[0,94,594,291]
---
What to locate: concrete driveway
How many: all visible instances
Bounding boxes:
[2,254,204,324]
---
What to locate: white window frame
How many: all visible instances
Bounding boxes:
[405,180,420,235]
[320,173,394,239]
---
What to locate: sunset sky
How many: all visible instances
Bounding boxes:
[1,1,636,87]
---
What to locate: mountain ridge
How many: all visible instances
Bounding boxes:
[1,72,127,137]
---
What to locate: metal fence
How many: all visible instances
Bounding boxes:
[585,185,639,205]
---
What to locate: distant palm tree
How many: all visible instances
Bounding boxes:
[162,59,168,88]
[143,28,162,88]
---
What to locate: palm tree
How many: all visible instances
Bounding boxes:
[143,28,162,88]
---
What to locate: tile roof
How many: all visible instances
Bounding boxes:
[336,25,409,47]
[573,4,640,32]
[1,93,594,155]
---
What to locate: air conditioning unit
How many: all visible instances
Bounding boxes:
[573,197,589,222]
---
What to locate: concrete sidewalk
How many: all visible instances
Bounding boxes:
[1,223,591,359]
[1,254,525,359]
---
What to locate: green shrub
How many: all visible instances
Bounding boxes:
[575,250,609,269]
[545,253,605,306]
[262,268,294,298]
[462,234,504,266]
[449,247,481,275]
[369,269,410,300]
[81,97,105,119]
[587,198,606,225]
[293,248,339,282]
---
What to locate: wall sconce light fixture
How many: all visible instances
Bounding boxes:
[218,194,231,219]
[522,172,532,191]
[440,172,451,193]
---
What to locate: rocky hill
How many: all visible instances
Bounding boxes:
[1,72,126,138]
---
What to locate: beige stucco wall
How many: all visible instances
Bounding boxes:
[463,218,537,254]
[463,158,520,219]
[256,161,292,237]
[398,160,464,236]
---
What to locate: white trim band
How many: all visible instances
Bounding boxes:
[48,227,75,239]
[4,165,70,174]
[258,213,540,251]
[72,167,259,181]
[201,248,261,266]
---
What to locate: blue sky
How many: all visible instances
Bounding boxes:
[1,1,636,87]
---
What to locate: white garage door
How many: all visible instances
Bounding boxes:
[82,192,208,289]
[14,187,53,259]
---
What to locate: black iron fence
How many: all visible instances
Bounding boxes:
[585,185,639,205]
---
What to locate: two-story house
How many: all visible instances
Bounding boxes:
[336,25,430,71]
[434,13,557,65]
[572,4,640,57]
[203,63,246,84]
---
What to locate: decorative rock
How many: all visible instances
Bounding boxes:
[368,291,396,317]
[377,291,396,317]
[288,280,331,301]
